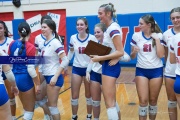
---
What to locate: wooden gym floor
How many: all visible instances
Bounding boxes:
[15,67,180,120]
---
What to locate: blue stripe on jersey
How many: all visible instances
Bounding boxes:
[35,43,38,47]
[55,47,64,53]
[131,39,137,45]
[109,30,120,38]
[76,33,89,43]
[170,45,174,51]
[0,37,7,46]
[161,40,166,46]
[41,34,46,40]
[69,43,73,47]
[171,28,176,35]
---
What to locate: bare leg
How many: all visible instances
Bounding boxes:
[135,76,149,120]
[47,85,61,120]
[84,77,92,118]
[90,81,101,119]
[149,77,163,120]
[0,100,12,120]
[71,74,83,118]
[4,80,16,118]
[165,78,177,120]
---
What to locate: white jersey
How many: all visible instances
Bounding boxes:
[35,34,46,72]
[41,38,65,75]
[35,34,46,53]
[130,32,163,68]
[162,28,176,77]
[35,34,63,53]
[35,34,63,72]
[0,37,13,55]
[103,22,122,54]
[69,33,97,68]
[0,49,7,84]
[170,33,180,75]
[92,62,102,74]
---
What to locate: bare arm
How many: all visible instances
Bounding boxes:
[130,46,139,59]
[155,39,164,58]
[164,47,168,62]
[170,52,176,64]
[50,52,69,86]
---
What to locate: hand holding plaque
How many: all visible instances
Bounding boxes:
[84,40,111,64]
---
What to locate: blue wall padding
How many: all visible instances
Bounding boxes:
[12,19,25,40]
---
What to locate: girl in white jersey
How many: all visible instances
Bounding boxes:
[162,7,180,120]
[130,14,164,120]
[0,20,16,120]
[35,15,52,120]
[86,23,130,120]
[0,49,19,120]
[170,33,180,108]
[41,19,69,120]
[90,3,124,120]
[68,17,97,120]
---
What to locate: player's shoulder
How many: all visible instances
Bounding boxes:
[163,28,172,36]
[174,33,180,39]
[6,37,14,42]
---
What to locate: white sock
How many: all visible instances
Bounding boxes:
[107,107,118,120]
[72,114,77,118]
[12,116,16,120]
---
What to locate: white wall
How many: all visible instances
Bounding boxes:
[0,0,179,18]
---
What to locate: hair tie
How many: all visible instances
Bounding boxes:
[21,28,26,33]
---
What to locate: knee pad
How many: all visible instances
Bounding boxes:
[71,98,78,106]
[115,102,120,112]
[86,98,92,105]
[23,111,34,120]
[10,98,16,105]
[168,100,177,108]
[92,100,100,107]
[149,105,157,115]
[139,106,148,116]
[37,97,47,107]
[49,106,59,115]
[107,107,118,120]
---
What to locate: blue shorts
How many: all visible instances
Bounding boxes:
[164,75,176,80]
[174,75,180,94]
[72,66,87,77]
[44,74,64,87]
[136,67,163,80]
[2,72,7,80]
[15,73,34,92]
[102,60,121,78]
[90,70,102,84]
[0,84,9,106]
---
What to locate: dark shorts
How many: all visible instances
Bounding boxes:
[44,74,64,87]
[102,60,121,78]
[15,73,34,92]
[90,70,102,84]
[174,75,180,94]
[164,75,176,80]
[2,72,7,80]
[0,84,9,106]
[136,67,163,80]
[72,66,87,77]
